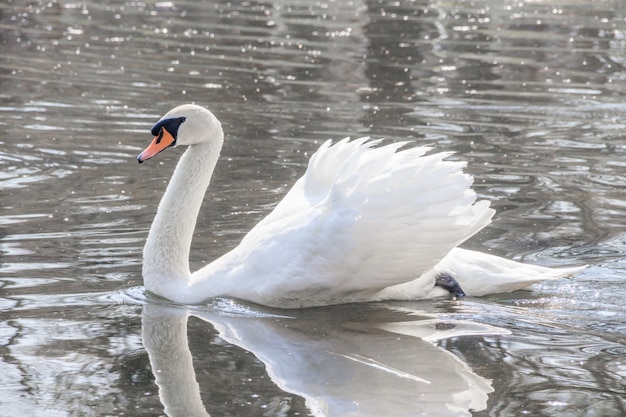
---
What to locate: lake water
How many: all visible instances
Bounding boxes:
[1,0,625,416]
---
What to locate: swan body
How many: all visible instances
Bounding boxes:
[138,104,582,308]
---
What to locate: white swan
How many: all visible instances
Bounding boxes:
[137,104,583,308]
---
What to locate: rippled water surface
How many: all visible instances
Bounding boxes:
[1,0,625,416]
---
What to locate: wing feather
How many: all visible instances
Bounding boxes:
[218,138,494,306]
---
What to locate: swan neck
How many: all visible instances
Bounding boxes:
[143,139,222,297]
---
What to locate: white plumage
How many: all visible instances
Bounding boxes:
[138,104,583,308]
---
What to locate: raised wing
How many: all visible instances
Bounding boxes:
[201,138,494,307]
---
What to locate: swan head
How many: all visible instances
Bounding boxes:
[137,104,223,163]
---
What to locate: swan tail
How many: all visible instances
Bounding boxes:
[434,248,586,296]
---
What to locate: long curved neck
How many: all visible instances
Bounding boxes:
[143,139,222,300]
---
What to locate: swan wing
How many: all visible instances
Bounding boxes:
[202,139,494,307]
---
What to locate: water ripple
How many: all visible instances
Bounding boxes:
[1,0,625,415]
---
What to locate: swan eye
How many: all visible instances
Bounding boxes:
[154,129,165,144]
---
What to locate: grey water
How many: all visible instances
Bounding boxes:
[1,0,625,416]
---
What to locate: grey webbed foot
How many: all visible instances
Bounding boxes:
[435,272,466,297]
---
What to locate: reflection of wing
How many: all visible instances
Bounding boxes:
[142,302,497,417]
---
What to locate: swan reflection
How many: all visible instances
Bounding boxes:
[142,301,507,417]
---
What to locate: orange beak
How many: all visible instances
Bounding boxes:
[137,127,176,163]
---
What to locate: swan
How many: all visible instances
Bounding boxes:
[137,104,583,308]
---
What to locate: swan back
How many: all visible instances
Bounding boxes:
[197,139,495,307]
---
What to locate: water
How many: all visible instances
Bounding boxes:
[1,0,625,415]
